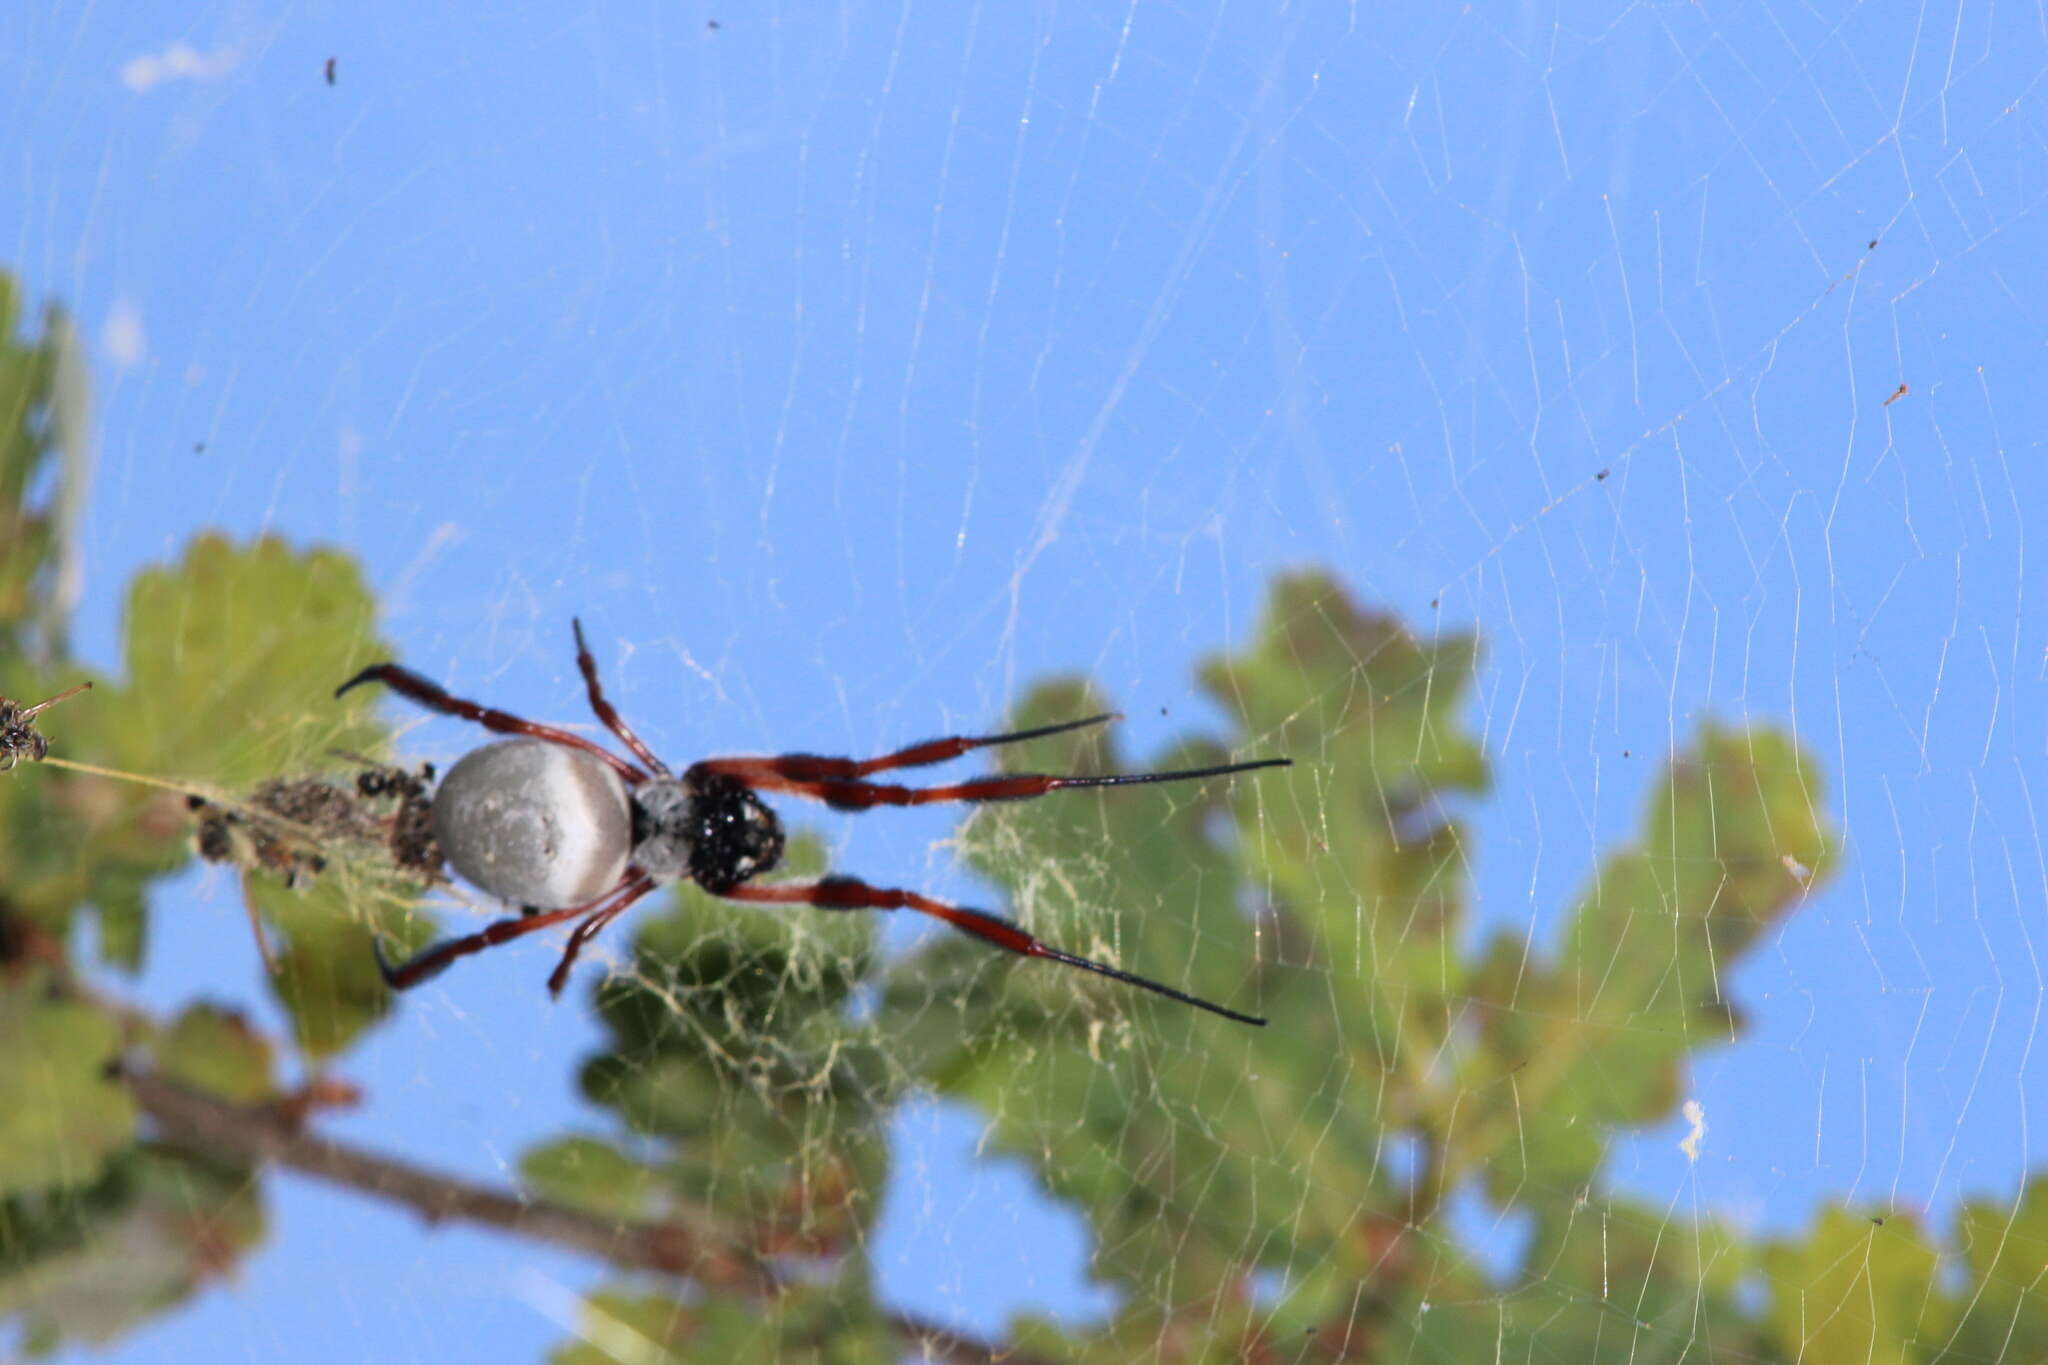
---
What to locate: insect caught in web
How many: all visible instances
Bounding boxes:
[336,621,1288,1024]
[1,682,92,773]
[187,760,443,889]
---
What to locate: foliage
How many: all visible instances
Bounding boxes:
[2,269,2045,1361]
[0,275,424,1349]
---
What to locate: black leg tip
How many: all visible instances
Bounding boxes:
[334,665,389,700]
[370,935,403,989]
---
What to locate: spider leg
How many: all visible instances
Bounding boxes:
[336,662,646,783]
[709,712,1122,785]
[373,872,653,992]
[720,876,1266,1026]
[546,872,657,996]
[692,755,1291,812]
[571,619,671,777]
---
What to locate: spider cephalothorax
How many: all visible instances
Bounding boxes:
[338,620,1286,1023]
[670,770,785,895]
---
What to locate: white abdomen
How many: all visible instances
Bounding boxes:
[430,738,633,909]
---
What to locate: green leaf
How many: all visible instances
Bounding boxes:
[898,676,1317,1299]
[521,1136,658,1221]
[564,833,891,1254]
[0,274,70,631]
[1761,1206,1949,1363]
[0,729,173,952]
[1471,1196,1762,1358]
[113,533,389,790]
[3,532,403,979]
[0,978,134,1195]
[1469,721,1836,1199]
[550,1281,895,1365]
[904,576,1494,1303]
[86,869,149,972]
[1944,1175,2048,1359]
[0,1145,264,1356]
[151,1004,277,1105]
[1199,571,1488,1020]
[255,872,425,1060]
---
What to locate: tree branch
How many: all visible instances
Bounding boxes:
[122,1068,1044,1365]
[124,1066,778,1293]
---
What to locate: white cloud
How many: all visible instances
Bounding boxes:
[103,299,145,369]
[120,42,241,93]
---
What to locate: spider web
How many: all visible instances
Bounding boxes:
[6,0,2047,1360]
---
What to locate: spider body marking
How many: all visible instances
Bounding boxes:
[337,620,1286,1024]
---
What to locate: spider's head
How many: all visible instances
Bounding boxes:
[632,771,785,894]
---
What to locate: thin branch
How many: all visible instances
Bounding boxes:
[124,1066,777,1293]
[122,1068,1047,1365]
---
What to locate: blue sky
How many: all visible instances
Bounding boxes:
[7,0,2047,1359]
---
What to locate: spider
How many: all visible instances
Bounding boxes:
[336,622,1288,1025]
[1,682,92,772]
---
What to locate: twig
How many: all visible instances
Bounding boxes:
[124,1066,775,1291]
[122,1068,1046,1365]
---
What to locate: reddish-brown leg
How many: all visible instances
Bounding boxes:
[336,662,645,783]
[720,877,1265,1025]
[691,754,1291,811]
[545,872,657,996]
[570,619,671,777]
[373,872,654,991]
[720,712,1120,784]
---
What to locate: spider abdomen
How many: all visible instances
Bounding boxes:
[432,738,632,908]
